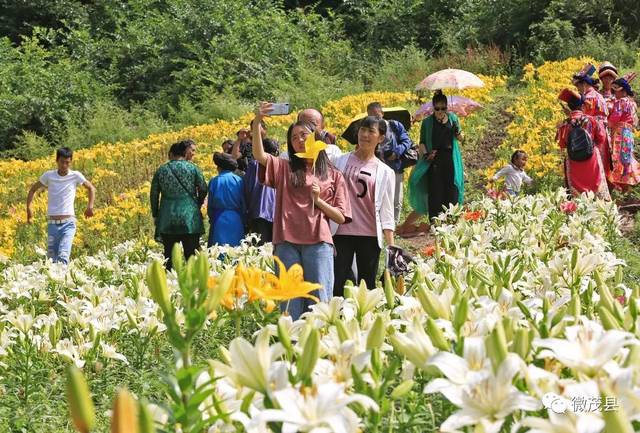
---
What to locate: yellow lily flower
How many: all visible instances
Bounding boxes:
[264,257,321,302]
[295,134,327,167]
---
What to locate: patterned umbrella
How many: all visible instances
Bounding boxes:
[416,69,484,91]
[414,96,483,121]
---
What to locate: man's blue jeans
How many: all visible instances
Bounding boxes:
[274,241,334,320]
[47,219,76,265]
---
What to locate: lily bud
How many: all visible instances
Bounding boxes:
[486,321,508,372]
[383,270,394,308]
[195,253,209,296]
[415,284,449,320]
[569,291,581,318]
[335,320,350,343]
[601,382,633,433]
[277,317,294,357]
[453,295,469,333]
[49,320,62,347]
[395,275,405,296]
[598,305,621,330]
[146,261,173,317]
[66,365,95,433]
[171,242,185,275]
[138,401,156,433]
[426,318,449,351]
[111,388,139,433]
[513,327,531,360]
[366,315,386,350]
[297,328,320,383]
[205,268,234,313]
[390,379,415,399]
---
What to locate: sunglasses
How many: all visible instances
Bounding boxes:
[434,106,447,111]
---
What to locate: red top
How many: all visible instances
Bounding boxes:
[557,111,605,149]
[583,87,608,121]
[609,96,638,127]
[259,154,351,246]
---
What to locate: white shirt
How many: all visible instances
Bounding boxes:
[492,164,532,193]
[39,170,87,216]
[331,153,395,249]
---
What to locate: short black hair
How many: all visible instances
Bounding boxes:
[169,139,194,158]
[511,150,527,163]
[263,138,280,156]
[56,147,73,160]
[367,102,383,112]
[359,116,388,136]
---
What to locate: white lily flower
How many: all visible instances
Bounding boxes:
[210,328,283,394]
[433,354,540,433]
[425,337,492,400]
[535,317,635,376]
[389,318,436,370]
[100,342,129,364]
[252,382,378,433]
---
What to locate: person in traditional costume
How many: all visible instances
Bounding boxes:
[598,62,618,113]
[608,73,640,189]
[573,63,612,186]
[556,89,610,200]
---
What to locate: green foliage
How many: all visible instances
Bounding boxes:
[63,100,169,149]
[1,0,639,159]
[0,34,107,152]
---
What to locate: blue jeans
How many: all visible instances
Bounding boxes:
[47,219,76,265]
[274,241,334,320]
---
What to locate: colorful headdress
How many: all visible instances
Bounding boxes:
[572,63,599,87]
[598,61,618,79]
[612,72,637,96]
[559,88,584,108]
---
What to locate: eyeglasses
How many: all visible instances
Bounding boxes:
[434,106,447,111]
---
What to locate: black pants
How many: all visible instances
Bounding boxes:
[249,218,273,245]
[333,235,381,297]
[427,149,458,220]
[161,234,200,270]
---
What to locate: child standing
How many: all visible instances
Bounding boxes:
[491,150,533,196]
[26,147,96,264]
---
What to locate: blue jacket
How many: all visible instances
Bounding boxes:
[382,120,413,173]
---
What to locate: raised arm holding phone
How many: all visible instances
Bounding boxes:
[252,102,351,320]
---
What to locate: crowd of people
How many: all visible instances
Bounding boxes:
[25,63,638,319]
[144,95,475,319]
[556,62,639,199]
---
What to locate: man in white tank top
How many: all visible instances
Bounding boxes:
[26,147,96,265]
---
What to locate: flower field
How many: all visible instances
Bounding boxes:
[2,190,639,432]
[2,59,640,432]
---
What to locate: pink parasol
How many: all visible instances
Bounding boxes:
[414,96,482,121]
[416,68,484,91]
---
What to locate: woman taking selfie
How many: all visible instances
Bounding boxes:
[332,116,395,296]
[252,102,351,320]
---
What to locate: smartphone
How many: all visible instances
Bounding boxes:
[270,102,290,116]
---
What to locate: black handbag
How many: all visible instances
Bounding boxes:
[399,145,419,170]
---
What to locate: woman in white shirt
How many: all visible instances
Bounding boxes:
[332,116,396,295]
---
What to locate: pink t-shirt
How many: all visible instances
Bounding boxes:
[336,154,377,237]
[259,154,351,245]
